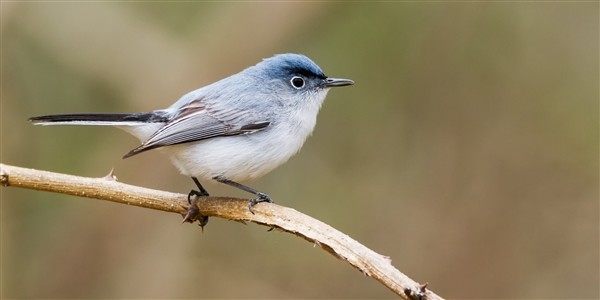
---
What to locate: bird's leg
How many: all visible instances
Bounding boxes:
[183,177,209,227]
[213,176,273,214]
[188,176,209,203]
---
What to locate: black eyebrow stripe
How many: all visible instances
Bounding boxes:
[287,66,326,79]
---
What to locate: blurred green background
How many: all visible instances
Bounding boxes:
[1,2,598,298]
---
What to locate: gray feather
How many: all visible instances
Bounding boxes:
[123,100,270,158]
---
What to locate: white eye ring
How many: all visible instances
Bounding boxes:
[290,76,305,89]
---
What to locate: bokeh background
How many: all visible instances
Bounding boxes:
[1,2,598,299]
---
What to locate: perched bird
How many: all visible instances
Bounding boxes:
[30,53,354,223]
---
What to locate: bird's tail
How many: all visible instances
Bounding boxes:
[29,112,168,126]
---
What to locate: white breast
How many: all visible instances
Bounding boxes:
[161,118,315,182]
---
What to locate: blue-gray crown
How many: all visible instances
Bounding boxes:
[258,53,327,80]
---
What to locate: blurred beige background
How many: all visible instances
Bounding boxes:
[1,2,598,299]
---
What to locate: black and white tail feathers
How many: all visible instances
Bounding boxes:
[29,112,168,126]
[29,112,171,158]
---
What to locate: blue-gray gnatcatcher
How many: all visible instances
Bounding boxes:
[30,53,353,222]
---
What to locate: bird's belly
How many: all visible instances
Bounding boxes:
[161,131,305,182]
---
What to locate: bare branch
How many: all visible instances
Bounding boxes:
[0,163,443,299]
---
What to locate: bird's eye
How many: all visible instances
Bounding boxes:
[290,76,305,89]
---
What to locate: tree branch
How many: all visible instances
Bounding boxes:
[1,163,443,300]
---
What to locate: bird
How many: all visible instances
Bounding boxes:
[29,53,354,223]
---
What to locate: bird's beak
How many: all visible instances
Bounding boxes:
[323,77,354,87]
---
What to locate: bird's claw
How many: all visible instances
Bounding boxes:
[187,189,208,204]
[247,193,273,214]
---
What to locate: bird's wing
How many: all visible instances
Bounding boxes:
[123,99,270,158]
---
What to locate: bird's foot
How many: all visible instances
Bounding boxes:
[247,193,273,214]
[187,189,208,204]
